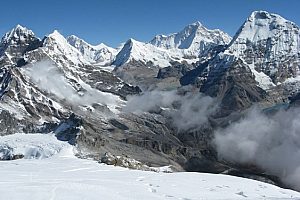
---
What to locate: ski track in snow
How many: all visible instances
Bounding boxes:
[0,134,300,200]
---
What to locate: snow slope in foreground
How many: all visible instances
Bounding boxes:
[0,134,300,200]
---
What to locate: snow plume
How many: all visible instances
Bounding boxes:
[214,107,300,190]
[124,88,218,131]
[23,60,120,110]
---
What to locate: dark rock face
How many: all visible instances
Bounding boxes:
[0,25,42,64]
[72,64,141,99]
[0,67,12,98]
[157,62,192,79]
[54,113,82,145]
[184,157,227,173]
[75,112,185,170]
[180,55,267,115]
[290,92,300,106]
[200,58,267,113]
[114,60,160,90]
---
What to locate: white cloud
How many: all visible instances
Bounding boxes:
[214,107,300,190]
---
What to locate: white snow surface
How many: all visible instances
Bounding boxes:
[0,133,299,200]
[43,30,89,66]
[67,35,117,65]
[0,133,68,159]
[249,66,276,90]
[113,38,176,68]
[228,11,300,58]
[151,21,232,57]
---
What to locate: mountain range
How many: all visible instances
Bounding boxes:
[1,10,300,192]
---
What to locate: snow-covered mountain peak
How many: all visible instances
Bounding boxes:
[227,10,300,57]
[192,21,203,27]
[67,35,97,49]
[151,21,231,49]
[45,30,76,52]
[126,38,137,46]
[0,25,41,64]
[67,35,113,51]
[230,10,298,45]
[113,38,175,67]
[224,11,300,89]
[248,10,286,23]
[41,30,89,66]
[1,24,36,45]
[67,34,117,65]
[94,42,110,50]
[47,30,66,43]
[150,21,231,59]
[12,24,34,35]
[113,22,231,68]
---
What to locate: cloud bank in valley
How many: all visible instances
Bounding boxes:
[214,107,300,190]
[124,88,218,131]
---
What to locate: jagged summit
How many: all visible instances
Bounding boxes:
[113,38,175,67]
[248,10,291,23]
[224,10,300,87]
[7,24,34,35]
[150,21,231,51]
[47,30,66,41]
[195,10,300,105]
[1,24,36,44]
[0,24,41,63]
[113,22,232,68]
[45,30,72,49]
[122,38,135,47]
[229,10,299,49]
[67,34,117,65]
[67,35,111,50]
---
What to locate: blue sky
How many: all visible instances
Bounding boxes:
[0,0,299,47]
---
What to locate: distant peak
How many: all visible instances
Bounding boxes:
[183,21,204,32]
[49,30,62,36]
[44,30,69,46]
[48,30,65,40]
[1,24,35,44]
[66,35,114,52]
[10,24,34,35]
[125,38,138,47]
[15,24,26,30]
[66,34,86,44]
[249,10,271,20]
[228,10,298,50]
[247,10,289,24]
[68,34,78,39]
[67,34,80,41]
[127,38,137,43]
[191,21,203,27]
[95,43,109,49]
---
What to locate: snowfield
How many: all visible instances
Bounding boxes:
[0,134,299,200]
